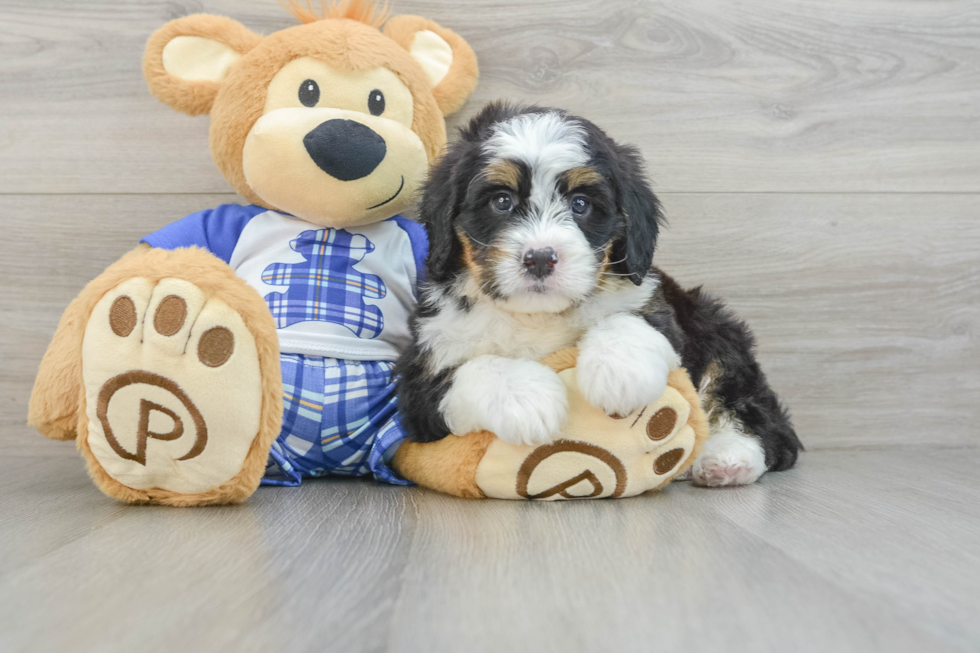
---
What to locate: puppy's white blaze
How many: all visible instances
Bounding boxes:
[483,113,597,313]
[576,313,680,416]
[691,422,767,487]
[484,113,588,186]
[494,209,598,312]
[439,355,568,446]
[484,112,589,212]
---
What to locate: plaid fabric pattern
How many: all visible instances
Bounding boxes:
[263,354,411,487]
[262,228,387,338]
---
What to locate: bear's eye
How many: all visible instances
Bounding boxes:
[368,89,385,116]
[299,79,320,107]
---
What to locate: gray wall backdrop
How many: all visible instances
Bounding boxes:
[1,0,978,455]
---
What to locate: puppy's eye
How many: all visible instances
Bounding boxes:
[368,89,385,116]
[491,192,514,213]
[299,79,320,107]
[571,195,591,217]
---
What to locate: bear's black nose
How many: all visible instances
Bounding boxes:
[303,119,386,181]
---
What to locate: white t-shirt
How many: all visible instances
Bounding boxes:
[142,204,427,362]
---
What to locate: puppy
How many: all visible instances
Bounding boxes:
[396,103,802,486]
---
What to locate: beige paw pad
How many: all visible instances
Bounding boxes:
[475,367,700,500]
[82,278,263,495]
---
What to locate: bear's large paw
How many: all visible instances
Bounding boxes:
[81,278,264,496]
[475,368,700,500]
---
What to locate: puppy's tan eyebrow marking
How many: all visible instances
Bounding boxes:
[485,160,521,189]
[563,166,603,190]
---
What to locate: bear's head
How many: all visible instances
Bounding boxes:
[143,1,478,228]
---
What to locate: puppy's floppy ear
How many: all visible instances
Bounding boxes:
[608,145,664,285]
[143,15,262,116]
[384,16,479,116]
[418,141,479,283]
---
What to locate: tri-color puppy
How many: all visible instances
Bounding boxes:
[396,102,802,486]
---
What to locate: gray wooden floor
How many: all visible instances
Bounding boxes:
[1,0,978,651]
[1,449,978,652]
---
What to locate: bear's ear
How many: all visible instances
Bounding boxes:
[383,16,479,116]
[143,15,262,116]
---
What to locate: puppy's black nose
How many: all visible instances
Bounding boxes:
[523,247,558,279]
[303,119,386,181]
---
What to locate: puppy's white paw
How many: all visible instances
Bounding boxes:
[440,356,568,446]
[691,426,766,487]
[577,355,668,417]
[577,314,679,416]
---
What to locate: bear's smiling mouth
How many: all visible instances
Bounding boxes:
[366,175,405,210]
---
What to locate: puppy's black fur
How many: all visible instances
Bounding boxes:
[397,102,802,473]
[643,276,801,471]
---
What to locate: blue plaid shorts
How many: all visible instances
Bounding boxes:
[262,354,412,487]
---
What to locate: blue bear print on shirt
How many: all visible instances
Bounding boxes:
[262,229,386,338]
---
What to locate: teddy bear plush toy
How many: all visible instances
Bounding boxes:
[28,1,706,505]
